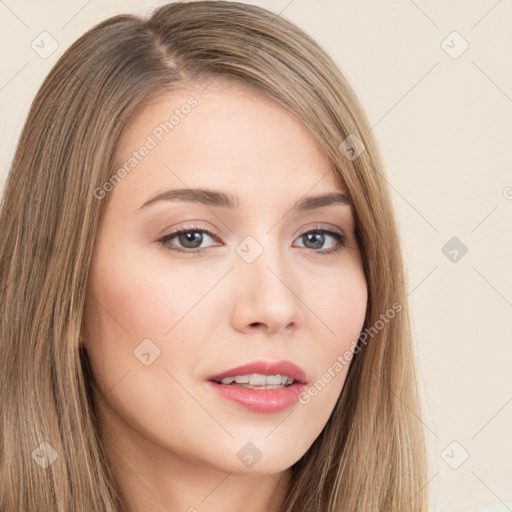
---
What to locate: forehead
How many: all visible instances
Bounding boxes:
[110,80,346,211]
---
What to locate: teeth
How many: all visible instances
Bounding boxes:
[249,374,266,385]
[266,375,282,385]
[219,373,295,386]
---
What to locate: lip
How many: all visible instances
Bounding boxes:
[205,359,307,414]
[205,381,306,414]
[207,360,307,385]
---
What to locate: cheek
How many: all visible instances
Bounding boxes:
[86,240,216,341]
[319,260,368,344]
[82,236,227,392]
[268,271,367,466]
[301,262,367,406]
[81,245,218,451]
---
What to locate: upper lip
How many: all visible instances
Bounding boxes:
[207,360,307,385]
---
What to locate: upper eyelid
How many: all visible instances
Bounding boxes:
[162,223,345,238]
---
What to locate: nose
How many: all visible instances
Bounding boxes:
[229,242,304,335]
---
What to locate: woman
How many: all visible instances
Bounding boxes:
[0,1,428,510]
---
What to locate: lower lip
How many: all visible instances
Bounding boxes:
[205,381,306,413]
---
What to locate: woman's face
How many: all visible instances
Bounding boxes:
[82,79,367,476]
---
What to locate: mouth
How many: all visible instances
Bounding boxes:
[205,360,308,413]
[210,373,297,389]
[206,365,306,414]
[206,359,307,388]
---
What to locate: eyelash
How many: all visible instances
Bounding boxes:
[157,225,346,256]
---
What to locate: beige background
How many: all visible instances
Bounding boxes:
[1,1,511,510]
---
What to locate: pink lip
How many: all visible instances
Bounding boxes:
[205,360,307,414]
[205,381,306,413]
[207,360,307,385]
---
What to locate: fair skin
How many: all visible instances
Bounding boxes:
[82,79,368,512]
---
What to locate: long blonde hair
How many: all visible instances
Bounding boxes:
[0,1,428,510]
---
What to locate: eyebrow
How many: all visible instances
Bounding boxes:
[137,188,352,213]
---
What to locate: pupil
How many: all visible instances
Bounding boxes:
[305,232,323,249]
[180,231,202,248]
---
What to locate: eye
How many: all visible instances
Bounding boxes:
[158,227,220,254]
[157,225,346,255]
[293,227,346,255]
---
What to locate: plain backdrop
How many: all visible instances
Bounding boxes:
[1,1,511,510]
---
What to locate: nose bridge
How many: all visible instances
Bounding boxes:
[236,231,290,292]
[231,231,302,331]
